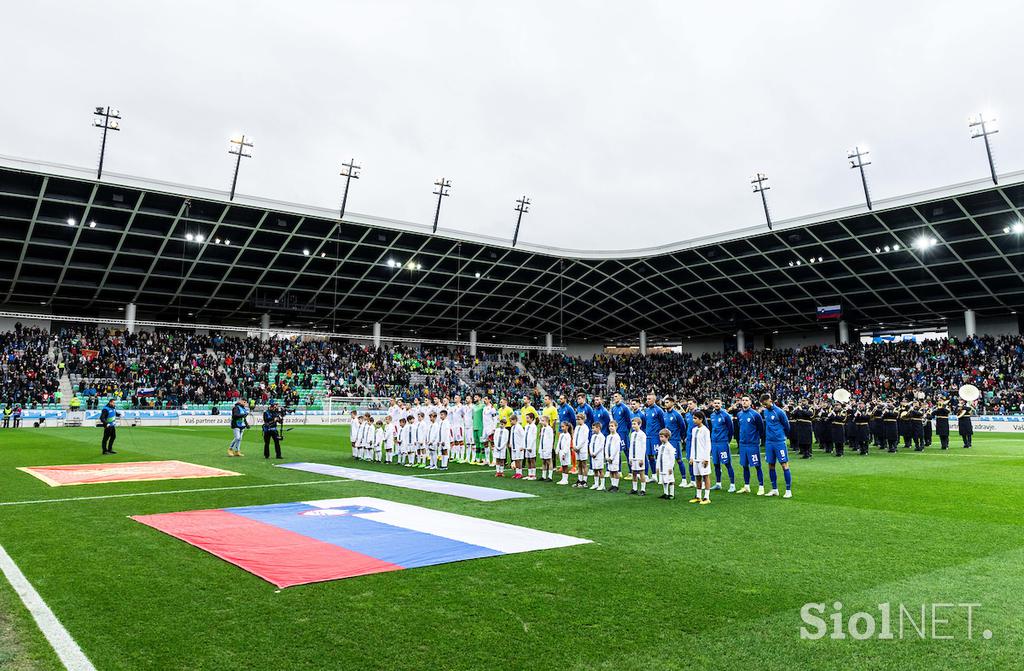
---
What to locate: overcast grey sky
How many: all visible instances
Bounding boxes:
[3,0,1023,249]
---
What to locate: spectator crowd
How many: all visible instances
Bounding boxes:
[5,322,1024,415]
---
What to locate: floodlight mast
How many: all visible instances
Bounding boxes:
[339,158,361,218]
[512,195,530,247]
[228,134,253,201]
[751,173,772,230]
[968,113,999,185]
[92,106,121,179]
[847,146,873,210]
[431,178,451,234]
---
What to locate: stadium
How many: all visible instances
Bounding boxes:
[2,4,1024,671]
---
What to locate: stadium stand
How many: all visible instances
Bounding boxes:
[4,322,1024,415]
[0,323,60,407]
[528,337,1024,412]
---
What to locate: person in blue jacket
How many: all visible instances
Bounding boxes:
[228,399,249,457]
[760,393,793,498]
[708,398,736,492]
[593,396,611,436]
[574,392,595,428]
[641,392,666,477]
[610,392,632,471]
[662,396,688,486]
[733,395,765,495]
[557,394,577,430]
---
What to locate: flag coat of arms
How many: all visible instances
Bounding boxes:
[132,497,590,588]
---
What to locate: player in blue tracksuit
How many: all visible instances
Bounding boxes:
[557,395,577,430]
[708,398,735,491]
[610,392,632,466]
[662,397,688,485]
[574,393,595,428]
[593,396,611,436]
[760,394,793,497]
[734,395,765,494]
[641,392,666,476]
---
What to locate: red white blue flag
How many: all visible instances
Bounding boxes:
[816,304,842,320]
[132,497,589,588]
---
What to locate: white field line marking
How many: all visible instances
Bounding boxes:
[0,468,496,507]
[0,544,97,671]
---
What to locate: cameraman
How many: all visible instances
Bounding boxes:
[262,401,284,459]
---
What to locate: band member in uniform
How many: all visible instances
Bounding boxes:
[854,403,870,455]
[934,398,950,450]
[829,403,846,457]
[812,402,827,453]
[957,403,974,448]
[898,401,912,449]
[790,400,813,459]
[880,404,898,452]
[99,399,119,454]
[922,404,933,447]
[869,403,884,449]
[908,402,924,451]
[262,401,284,459]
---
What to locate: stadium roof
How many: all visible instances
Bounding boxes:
[2,154,1024,343]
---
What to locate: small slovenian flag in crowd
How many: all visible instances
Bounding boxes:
[816,304,842,321]
[136,387,157,397]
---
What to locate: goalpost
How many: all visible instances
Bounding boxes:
[323,397,390,425]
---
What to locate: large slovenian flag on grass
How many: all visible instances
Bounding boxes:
[132,497,590,588]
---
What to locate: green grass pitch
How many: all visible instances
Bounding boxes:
[0,425,1022,670]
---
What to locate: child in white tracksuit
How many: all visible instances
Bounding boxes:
[572,415,591,488]
[604,420,623,492]
[628,418,648,495]
[349,411,360,458]
[556,422,573,485]
[656,428,677,499]
[689,411,712,504]
[588,424,606,491]
[374,422,386,462]
[493,423,510,477]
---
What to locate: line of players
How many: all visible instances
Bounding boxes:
[348,391,797,502]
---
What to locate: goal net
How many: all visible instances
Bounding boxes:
[323,397,391,425]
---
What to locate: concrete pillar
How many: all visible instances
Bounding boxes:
[545,333,553,355]
[639,330,648,356]
[736,329,745,354]
[469,329,477,357]
[260,313,270,341]
[838,320,850,344]
[125,302,137,334]
[964,309,976,337]
[373,322,382,349]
